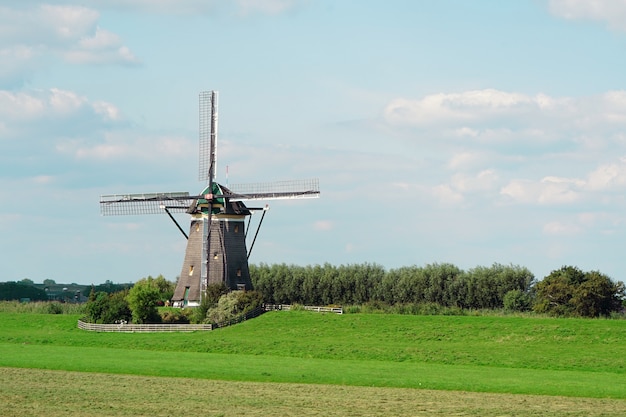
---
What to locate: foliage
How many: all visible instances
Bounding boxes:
[206,290,263,324]
[127,285,161,324]
[192,283,230,324]
[160,308,192,324]
[250,262,535,310]
[0,281,49,301]
[126,275,175,324]
[503,289,532,312]
[83,280,133,297]
[84,291,131,324]
[0,300,84,314]
[534,266,625,317]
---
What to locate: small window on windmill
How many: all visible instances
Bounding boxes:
[234,224,239,233]
[189,265,194,276]
[195,223,200,233]
[213,252,219,260]
[236,268,242,277]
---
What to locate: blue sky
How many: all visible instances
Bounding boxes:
[2,0,626,285]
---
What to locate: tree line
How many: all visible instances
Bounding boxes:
[250,263,625,317]
[6,263,625,321]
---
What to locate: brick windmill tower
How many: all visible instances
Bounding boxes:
[100,91,320,306]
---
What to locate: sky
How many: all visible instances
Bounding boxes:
[2,0,626,285]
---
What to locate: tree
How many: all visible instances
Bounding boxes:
[0,282,48,301]
[84,291,131,324]
[83,280,133,297]
[534,266,624,317]
[126,277,169,324]
[460,264,535,309]
[571,271,624,317]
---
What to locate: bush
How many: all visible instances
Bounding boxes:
[46,302,64,314]
[534,266,625,317]
[206,290,263,325]
[84,291,131,324]
[503,289,532,312]
[191,283,230,324]
[160,308,192,324]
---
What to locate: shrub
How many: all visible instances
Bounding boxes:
[206,290,263,325]
[503,289,532,312]
[191,283,230,324]
[46,302,64,314]
[160,308,192,324]
[84,291,131,324]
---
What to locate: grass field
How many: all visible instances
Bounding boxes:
[1,310,626,415]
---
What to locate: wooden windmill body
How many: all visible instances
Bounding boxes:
[100,91,319,306]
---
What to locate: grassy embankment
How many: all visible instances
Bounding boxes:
[1,310,625,416]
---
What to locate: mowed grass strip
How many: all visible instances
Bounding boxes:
[2,367,626,417]
[0,342,624,399]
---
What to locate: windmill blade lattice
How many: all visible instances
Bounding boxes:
[198,91,218,183]
[100,192,194,215]
[228,178,320,201]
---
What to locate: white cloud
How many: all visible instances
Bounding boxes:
[0,88,121,126]
[18,0,307,16]
[548,0,626,32]
[384,89,626,131]
[431,184,464,205]
[236,0,302,15]
[0,88,123,132]
[64,27,139,65]
[313,220,333,231]
[586,157,626,190]
[495,155,626,207]
[0,4,137,85]
[450,170,499,194]
[0,5,99,47]
[542,211,623,237]
[384,89,536,127]
[543,221,582,236]
[501,176,584,205]
[58,131,192,162]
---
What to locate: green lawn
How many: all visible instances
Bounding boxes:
[0,311,625,399]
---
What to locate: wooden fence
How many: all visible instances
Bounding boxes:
[264,304,343,314]
[77,320,212,333]
[77,304,342,333]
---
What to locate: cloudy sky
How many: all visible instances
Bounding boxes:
[2,0,626,285]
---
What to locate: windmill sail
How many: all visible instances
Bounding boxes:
[228,178,320,201]
[100,192,193,215]
[198,91,218,183]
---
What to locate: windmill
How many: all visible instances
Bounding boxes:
[100,91,320,307]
